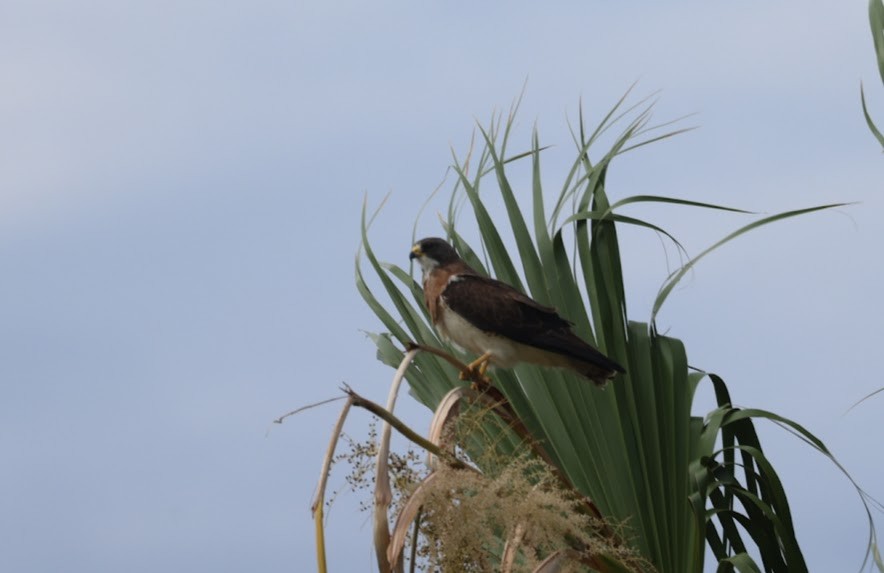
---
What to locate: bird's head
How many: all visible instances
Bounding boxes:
[409,237,460,275]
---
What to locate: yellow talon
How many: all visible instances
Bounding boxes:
[459,351,493,386]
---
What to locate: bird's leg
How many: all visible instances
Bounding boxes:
[460,351,492,378]
[459,351,493,386]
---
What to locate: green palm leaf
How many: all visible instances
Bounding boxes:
[358,95,876,572]
[862,0,884,148]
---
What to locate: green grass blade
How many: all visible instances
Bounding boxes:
[607,195,755,215]
[450,158,524,290]
[719,552,764,573]
[861,85,884,148]
[619,126,697,155]
[846,386,884,413]
[651,204,850,322]
[476,123,548,302]
[870,0,884,84]
[562,210,689,261]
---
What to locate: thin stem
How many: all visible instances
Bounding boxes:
[343,385,469,470]
[310,396,354,573]
[374,348,420,573]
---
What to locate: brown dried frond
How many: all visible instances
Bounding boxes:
[333,404,649,572]
[413,454,648,572]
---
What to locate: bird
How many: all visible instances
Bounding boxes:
[409,237,625,386]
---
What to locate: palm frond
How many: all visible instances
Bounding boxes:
[357,94,875,572]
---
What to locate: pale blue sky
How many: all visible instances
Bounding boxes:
[1,1,882,571]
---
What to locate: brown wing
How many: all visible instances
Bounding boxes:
[442,274,625,373]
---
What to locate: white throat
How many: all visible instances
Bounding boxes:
[417,257,439,281]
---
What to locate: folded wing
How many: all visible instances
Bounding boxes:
[442,275,625,375]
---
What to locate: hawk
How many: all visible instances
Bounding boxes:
[409,237,625,386]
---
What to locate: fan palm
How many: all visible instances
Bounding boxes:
[353,93,877,572]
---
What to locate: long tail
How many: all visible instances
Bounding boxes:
[571,358,622,387]
[536,330,625,386]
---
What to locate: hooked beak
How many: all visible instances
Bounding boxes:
[409,245,422,260]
